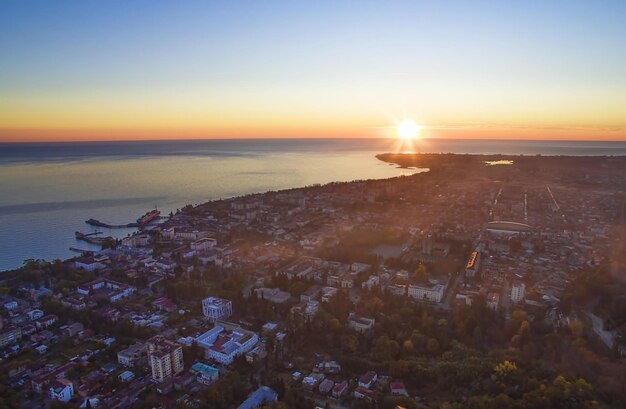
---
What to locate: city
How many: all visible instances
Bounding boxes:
[1,153,624,408]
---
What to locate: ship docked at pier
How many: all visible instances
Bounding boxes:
[136,208,160,225]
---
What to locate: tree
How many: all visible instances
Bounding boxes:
[373,335,399,362]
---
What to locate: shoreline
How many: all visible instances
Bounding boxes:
[3,152,625,274]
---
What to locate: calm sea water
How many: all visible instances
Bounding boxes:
[1,138,625,271]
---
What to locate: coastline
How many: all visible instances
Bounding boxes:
[4,151,626,273]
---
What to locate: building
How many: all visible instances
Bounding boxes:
[118,370,135,382]
[348,314,375,333]
[320,286,338,302]
[511,282,526,303]
[291,300,319,319]
[422,233,433,255]
[465,251,480,278]
[319,378,334,395]
[74,255,108,272]
[358,371,378,389]
[202,297,233,322]
[190,362,219,385]
[362,275,379,290]
[195,323,258,365]
[118,343,146,367]
[147,336,184,382]
[254,287,291,304]
[245,343,268,363]
[332,380,349,398]
[390,380,408,396]
[386,283,406,296]
[0,326,22,347]
[300,285,322,303]
[77,278,136,302]
[407,283,445,303]
[487,292,500,310]
[49,379,73,402]
[237,386,278,409]
[191,237,217,251]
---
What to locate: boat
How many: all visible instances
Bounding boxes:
[137,208,160,225]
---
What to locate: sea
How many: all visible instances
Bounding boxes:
[1,138,625,272]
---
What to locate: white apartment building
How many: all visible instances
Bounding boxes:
[49,379,73,402]
[408,283,445,303]
[511,282,526,303]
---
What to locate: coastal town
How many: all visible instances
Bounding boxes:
[1,153,625,409]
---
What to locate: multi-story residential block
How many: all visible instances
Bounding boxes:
[202,297,233,322]
[146,336,184,382]
[511,282,526,303]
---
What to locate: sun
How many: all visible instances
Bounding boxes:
[396,119,422,139]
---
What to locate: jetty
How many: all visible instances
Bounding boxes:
[85,218,139,228]
[75,231,113,245]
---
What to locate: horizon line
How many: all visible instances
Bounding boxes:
[2,136,626,145]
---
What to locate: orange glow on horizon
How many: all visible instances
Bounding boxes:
[0,124,625,143]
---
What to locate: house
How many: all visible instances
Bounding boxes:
[332,380,349,398]
[254,287,291,303]
[190,362,219,385]
[117,343,147,367]
[320,286,338,302]
[31,362,76,393]
[302,373,325,390]
[340,275,354,289]
[27,309,44,320]
[362,275,380,290]
[358,371,378,389]
[118,370,135,382]
[354,386,377,400]
[0,326,22,347]
[61,297,87,310]
[317,360,341,374]
[300,285,322,303]
[62,322,84,337]
[173,373,195,391]
[390,380,408,396]
[237,386,278,409]
[245,343,267,363]
[35,314,58,329]
[49,379,74,402]
[318,379,334,395]
[151,297,177,312]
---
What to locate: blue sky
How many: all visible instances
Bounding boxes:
[1,1,625,141]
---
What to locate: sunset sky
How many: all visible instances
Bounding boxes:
[1,1,625,142]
